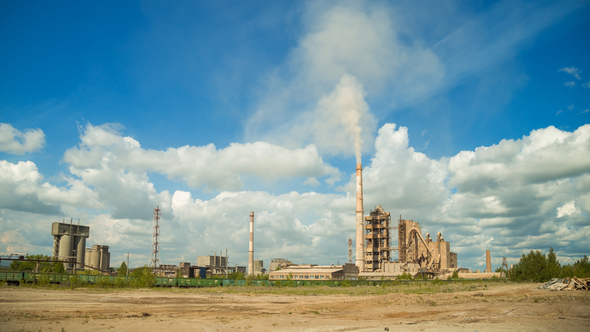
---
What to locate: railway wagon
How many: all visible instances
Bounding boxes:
[0,272,24,284]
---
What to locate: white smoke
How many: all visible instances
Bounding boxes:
[310,74,375,163]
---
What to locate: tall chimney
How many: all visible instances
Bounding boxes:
[355,164,365,272]
[486,249,491,273]
[248,211,254,276]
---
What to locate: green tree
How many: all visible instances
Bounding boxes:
[572,256,590,278]
[228,271,245,280]
[130,266,156,288]
[118,262,128,277]
[546,247,561,278]
[510,250,549,282]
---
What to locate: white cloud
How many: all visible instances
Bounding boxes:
[0,160,103,215]
[578,109,589,115]
[557,200,580,218]
[556,110,562,115]
[583,82,590,89]
[564,81,576,88]
[568,104,575,110]
[3,124,590,270]
[559,67,582,80]
[64,123,341,192]
[303,177,320,187]
[0,123,45,155]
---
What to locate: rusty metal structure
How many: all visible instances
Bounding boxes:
[364,205,395,272]
[397,216,457,274]
[348,237,352,263]
[150,206,161,271]
[486,250,491,273]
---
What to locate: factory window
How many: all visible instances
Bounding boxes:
[315,275,319,279]
[320,275,324,279]
[304,275,309,279]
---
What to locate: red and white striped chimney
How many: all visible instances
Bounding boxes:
[248,211,254,276]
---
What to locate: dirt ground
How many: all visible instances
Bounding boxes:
[0,283,589,332]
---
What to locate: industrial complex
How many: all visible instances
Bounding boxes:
[38,160,468,279]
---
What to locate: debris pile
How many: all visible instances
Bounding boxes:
[538,277,590,291]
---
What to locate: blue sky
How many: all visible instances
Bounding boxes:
[1,0,589,271]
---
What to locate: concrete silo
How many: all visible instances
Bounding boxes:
[51,220,90,271]
[85,245,110,272]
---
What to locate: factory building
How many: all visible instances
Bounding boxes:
[364,206,392,272]
[269,263,358,281]
[269,258,293,272]
[197,254,228,274]
[397,216,457,271]
[84,245,110,272]
[51,221,89,271]
[252,259,265,275]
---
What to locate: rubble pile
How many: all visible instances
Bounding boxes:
[538,277,590,291]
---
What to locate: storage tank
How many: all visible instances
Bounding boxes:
[100,246,110,271]
[58,234,74,269]
[51,221,90,272]
[74,236,86,269]
[84,250,91,267]
[90,247,101,269]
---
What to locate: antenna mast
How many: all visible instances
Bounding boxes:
[150,206,161,271]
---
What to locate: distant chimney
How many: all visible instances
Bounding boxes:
[486,250,491,273]
[355,164,364,272]
[248,212,254,276]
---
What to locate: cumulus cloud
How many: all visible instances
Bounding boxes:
[0,123,45,154]
[64,123,341,193]
[0,160,103,215]
[3,123,590,269]
[557,201,580,218]
[559,66,582,80]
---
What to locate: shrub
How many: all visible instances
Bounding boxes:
[69,275,82,289]
[397,272,413,280]
[130,266,156,288]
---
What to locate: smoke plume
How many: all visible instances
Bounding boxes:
[314,74,372,163]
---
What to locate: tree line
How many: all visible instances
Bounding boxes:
[509,248,589,282]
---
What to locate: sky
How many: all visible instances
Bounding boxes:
[1,0,589,272]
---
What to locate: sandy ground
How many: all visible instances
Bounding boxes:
[0,283,589,332]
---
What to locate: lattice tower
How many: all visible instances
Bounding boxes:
[150,206,161,270]
[500,256,510,278]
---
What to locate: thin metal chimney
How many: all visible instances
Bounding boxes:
[248,211,254,276]
[355,164,365,272]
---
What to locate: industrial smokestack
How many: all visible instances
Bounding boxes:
[355,164,365,272]
[486,249,491,273]
[248,211,254,276]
